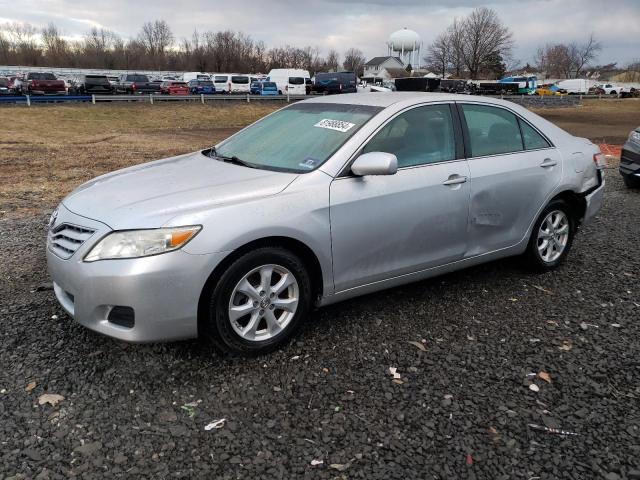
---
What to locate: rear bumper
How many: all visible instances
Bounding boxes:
[582,177,605,225]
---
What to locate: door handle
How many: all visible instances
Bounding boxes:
[540,158,557,168]
[442,175,468,186]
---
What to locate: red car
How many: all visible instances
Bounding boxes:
[23,72,66,95]
[160,81,190,95]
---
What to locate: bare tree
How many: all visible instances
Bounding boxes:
[343,48,365,76]
[424,31,450,77]
[460,7,513,78]
[138,20,174,69]
[326,49,340,72]
[569,33,602,77]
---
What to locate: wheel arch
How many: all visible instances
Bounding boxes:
[550,190,587,226]
[197,236,325,336]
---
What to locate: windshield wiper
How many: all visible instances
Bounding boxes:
[208,147,257,169]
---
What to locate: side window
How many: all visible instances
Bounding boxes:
[519,119,551,150]
[461,104,523,157]
[362,104,456,168]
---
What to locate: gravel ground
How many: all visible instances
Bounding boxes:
[1,169,639,480]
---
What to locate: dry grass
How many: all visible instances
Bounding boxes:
[1,98,638,218]
[0,103,281,218]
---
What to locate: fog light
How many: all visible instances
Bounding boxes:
[107,306,135,328]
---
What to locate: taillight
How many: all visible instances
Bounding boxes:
[131,83,137,90]
[593,152,606,169]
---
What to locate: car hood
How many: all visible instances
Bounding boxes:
[62,150,298,229]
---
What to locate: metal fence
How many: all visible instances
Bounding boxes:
[0,92,632,107]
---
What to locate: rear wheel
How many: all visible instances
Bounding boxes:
[203,247,312,355]
[524,199,575,271]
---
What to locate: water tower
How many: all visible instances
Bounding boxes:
[387,28,422,69]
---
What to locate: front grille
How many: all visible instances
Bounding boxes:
[49,223,96,259]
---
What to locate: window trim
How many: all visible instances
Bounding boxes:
[337,102,465,178]
[455,102,555,159]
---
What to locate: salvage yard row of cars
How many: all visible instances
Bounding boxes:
[0,69,319,96]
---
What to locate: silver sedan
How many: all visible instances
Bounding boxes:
[47,93,605,354]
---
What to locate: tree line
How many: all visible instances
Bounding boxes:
[0,20,351,74]
[424,7,608,80]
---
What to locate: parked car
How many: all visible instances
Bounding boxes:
[73,75,113,95]
[535,85,562,96]
[160,81,190,95]
[46,93,605,354]
[107,76,119,90]
[229,75,251,94]
[620,126,640,188]
[599,83,622,95]
[267,68,310,95]
[313,72,357,95]
[212,74,231,94]
[188,79,216,95]
[22,72,66,95]
[250,81,278,95]
[182,72,210,83]
[116,74,161,94]
[0,77,13,95]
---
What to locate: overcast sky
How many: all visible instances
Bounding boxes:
[1,0,638,67]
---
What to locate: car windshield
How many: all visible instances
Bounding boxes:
[214,103,382,173]
[30,73,56,80]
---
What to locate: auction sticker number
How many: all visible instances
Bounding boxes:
[314,119,356,133]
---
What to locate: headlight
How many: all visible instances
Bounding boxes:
[84,226,201,262]
[629,131,640,144]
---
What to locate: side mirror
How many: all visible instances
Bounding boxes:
[351,152,398,176]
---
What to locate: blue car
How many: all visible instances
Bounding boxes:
[188,79,216,95]
[250,81,278,96]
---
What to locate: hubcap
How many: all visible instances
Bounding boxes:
[228,264,299,342]
[537,210,569,263]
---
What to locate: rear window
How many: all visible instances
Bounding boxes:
[171,82,187,86]
[0,78,9,86]
[288,77,304,85]
[231,76,249,84]
[214,76,228,83]
[197,81,213,86]
[263,82,277,89]
[29,73,56,80]
[127,75,149,82]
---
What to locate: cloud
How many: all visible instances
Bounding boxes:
[1,0,638,65]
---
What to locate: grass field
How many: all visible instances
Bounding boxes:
[0,99,638,218]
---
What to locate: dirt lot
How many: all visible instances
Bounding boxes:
[0,99,639,479]
[0,98,638,218]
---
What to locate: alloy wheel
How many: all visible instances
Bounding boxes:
[228,264,299,341]
[537,210,569,263]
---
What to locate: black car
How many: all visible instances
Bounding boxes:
[116,74,161,94]
[313,72,357,94]
[74,75,113,95]
[0,77,13,95]
[620,126,640,188]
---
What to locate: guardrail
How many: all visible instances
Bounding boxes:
[0,93,307,106]
[0,92,634,107]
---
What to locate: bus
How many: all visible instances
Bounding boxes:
[499,76,537,95]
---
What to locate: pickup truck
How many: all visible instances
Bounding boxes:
[115,74,161,95]
[22,72,66,95]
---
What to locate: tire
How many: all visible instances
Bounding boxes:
[203,247,312,355]
[622,173,640,189]
[523,199,576,272]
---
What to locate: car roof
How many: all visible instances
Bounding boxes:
[301,92,514,108]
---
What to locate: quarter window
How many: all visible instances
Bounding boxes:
[362,105,456,168]
[519,119,551,150]
[461,104,523,157]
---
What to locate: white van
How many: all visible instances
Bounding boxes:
[556,78,591,94]
[267,68,310,95]
[211,74,251,94]
[183,72,211,83]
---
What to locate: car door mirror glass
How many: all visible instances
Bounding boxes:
[351,152,398,176]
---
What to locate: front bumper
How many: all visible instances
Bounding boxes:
[620,147,640,177]
[46,204,229,342]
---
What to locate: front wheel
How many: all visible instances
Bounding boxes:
[523,200,575,272]
[203,247,312,355]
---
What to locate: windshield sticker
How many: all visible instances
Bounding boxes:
[299,157,319,169]
[314,119,356,133]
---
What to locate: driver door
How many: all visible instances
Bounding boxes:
[329,103,470,292]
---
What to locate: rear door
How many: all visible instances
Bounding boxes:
[330,103,470,292]
[458,102,562,257]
